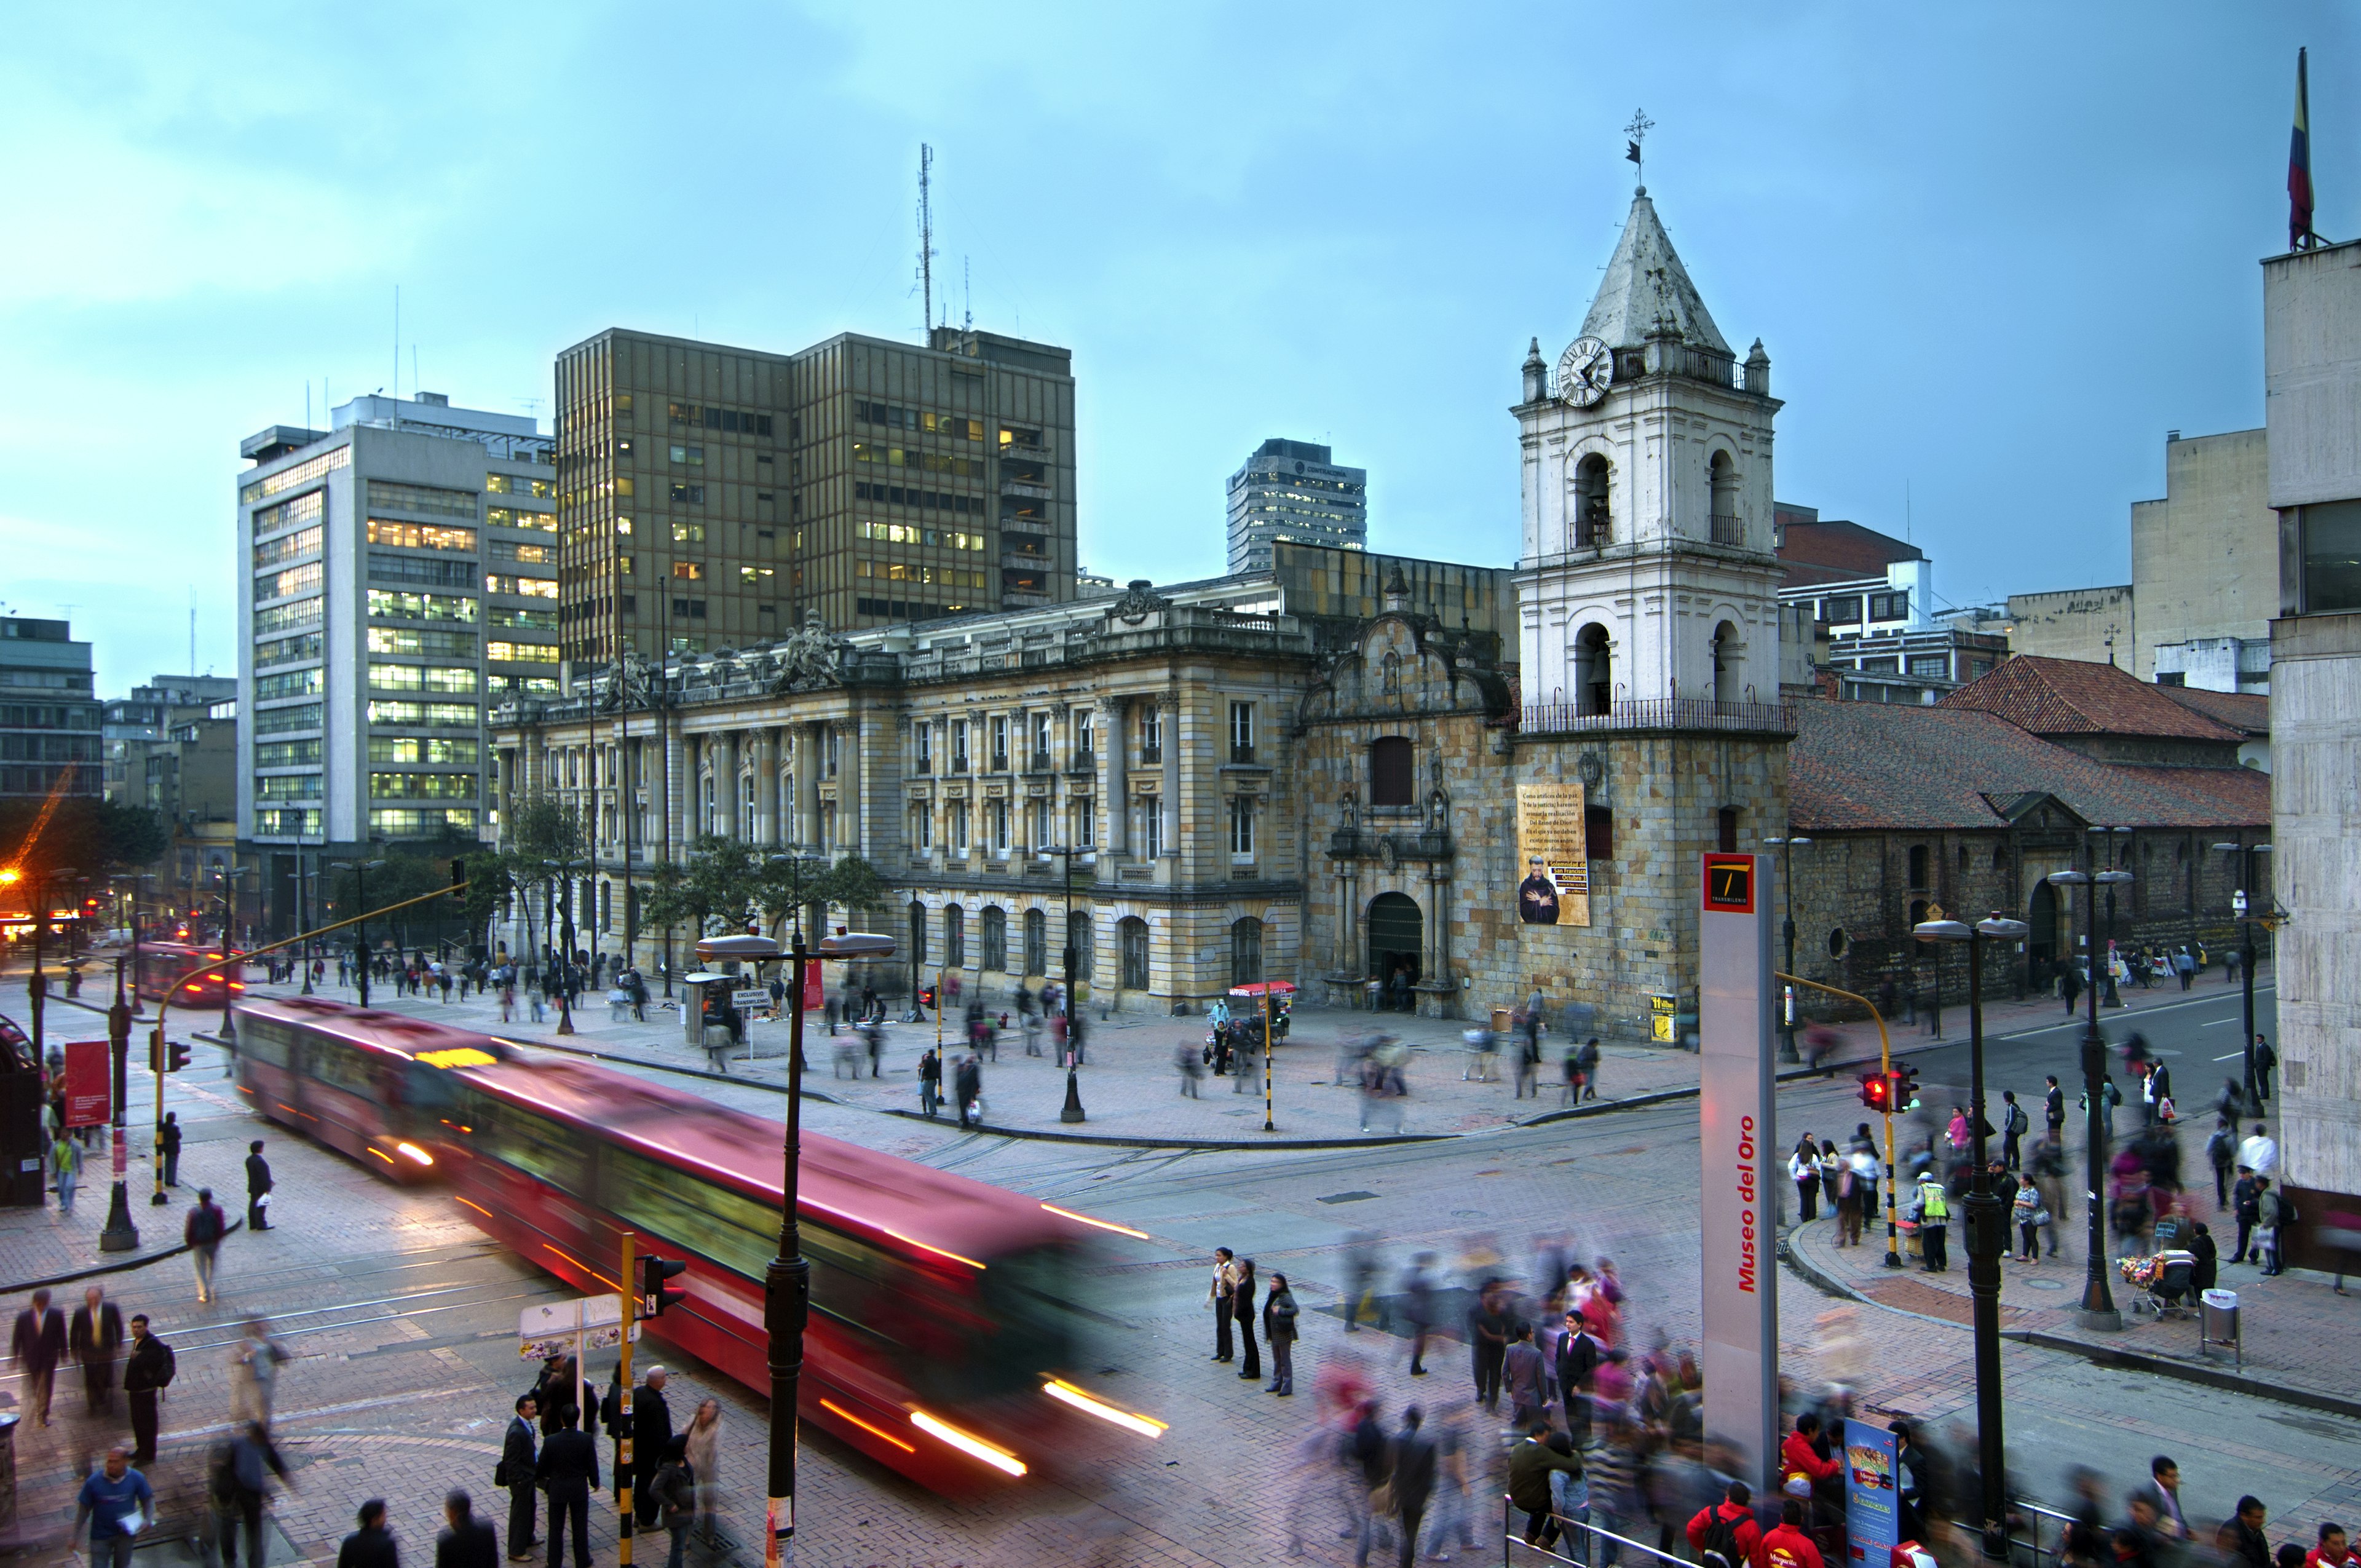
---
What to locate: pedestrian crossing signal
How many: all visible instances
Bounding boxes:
[1858,1072,1894,1112]
[167,1040,192,1073]
[1892,1064,1923,1112]
[640,1254,687,1317]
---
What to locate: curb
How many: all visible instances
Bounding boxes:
[870,1104,1452,1151]
[1777,1223,2361,1422]
[2,1216,247,1298]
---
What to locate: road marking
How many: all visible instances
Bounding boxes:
[2205,1019,2237,1027]
[2215,1053,2246,1062]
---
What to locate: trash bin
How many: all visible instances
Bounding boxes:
[1491,1007,1512,1034]
[2200,1288,2240,1370]
[0,1407,17,1530]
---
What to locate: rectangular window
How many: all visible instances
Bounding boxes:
[254,598,323,635]
[670,523,705,544]
[999,424,1044,449]
[821,728,841,779]
[371,553,475,588]
[255,739,322,768]
[672,562,704,579]
[1140,706,1163,762]
[488,675,561,697]
[486,641,561,664]
[253,702,321,735]
[255,668,322,700]
[367,480,478,518]
[367,626,477,657]
[487,539,552,564]
[951,719,969,772]
[368,590,477,623]
[255,632,323,667]
[1821,594,1863,624]
[253,773,322,799]
[989,799,1010,853]
[483,574,559,599]
[484,507,556,533]
[1585,805,1615,862]
[1228,701,1254,761]
[369,772,479,799]
[952,805,969,855]
[2301,499,2361,612]
[257,563,323,601]
[485,474,556,499]
[669,483,705,504]
[1075,710,1094,763]
[1867,591,1910,622]
[366,700,478,726]
[251,807,321,837]
[240,444,349,502]
[486,605,558,630]
[366,519,478,552]
[1141,797,1165,858]
[368,663,478,693]
[252,525,323,569]
[738,566,774,587]
[990,715,1009,769]
[368,735,479,764]
[1076,796,1095,847]
[916,724,934,772]
[1229,796,1255,858]
[1031,711,1051,762]
[914,805,934,852]
[251,491,325,536]
[668,444,705,465]
[1030,797,1051,847]
[368,806,480,836]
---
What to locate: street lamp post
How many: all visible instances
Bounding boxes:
[17,866,80,1061]
[1038,845,1096,1123]
[1763,835,1811,1064]
[1914,912,2029,1559]
[2210,841,2273,1118]
[2100,826,2130,1008]
[2049,841,2132,1332]
[331,856,388,1007]
[215,867,248,1045]
[765,928,892,1568]
[544,857,582,1035]
[98,947,140,1252]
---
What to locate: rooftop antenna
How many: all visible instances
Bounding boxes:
[963,255,972,331]
[916,144,937,341]
[394,285,400,400]
[188,588,196,676]
[1624,108,1654,192]
[1905,478,1912,545]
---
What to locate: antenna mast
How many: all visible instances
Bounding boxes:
[963,256,972,331]
[916,145,936,339]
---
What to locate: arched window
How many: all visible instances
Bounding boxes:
[1708,450,1739,544]
[908,900,928,967]
[1710,620,1741,706]
[981,906,1007,971]
[1573,454,1611,548]
[1908,844,1929,889]
[1231,917,1264,986]
[1575,624,1612,716]
[945,904,966,968]
[1369,736,1415,807]
[1119,917,1150,991]
[1024,908,1048,977]
[1827,927,1849,959]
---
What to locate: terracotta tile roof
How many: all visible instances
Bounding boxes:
[1937,655,2242,742]
[1788,699,2268,833]
[2154,685,2269,736]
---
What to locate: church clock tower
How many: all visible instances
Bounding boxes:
[1515,188,1782,718]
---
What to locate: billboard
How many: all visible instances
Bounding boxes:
[1844,1419,1902,1564]
[1699,853,1776,1489]
[1514,782,1592,929]
[62,1039,109,1128]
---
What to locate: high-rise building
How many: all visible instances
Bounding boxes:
[0,617,101,802]
[1225,439,1367,574]
[235,392,558,883]
[552,326,1078,663]
[103,675,237,802]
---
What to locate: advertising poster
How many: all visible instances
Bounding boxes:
[1514,782,1591,929]
[1698,853,1776,1487]
[1844,1419,1902,1563]
[62,1039,110,1128]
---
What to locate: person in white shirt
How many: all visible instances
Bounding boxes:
[2237,1123,2279,1177]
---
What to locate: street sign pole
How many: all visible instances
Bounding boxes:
[1699,852,1777,1492]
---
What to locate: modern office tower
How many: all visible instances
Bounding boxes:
[552,325,1077,663]
[103,675,237,802]
[235,392,557,877]
[0,617,102,802]
[1226,438,1368,574]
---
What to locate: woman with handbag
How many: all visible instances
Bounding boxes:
[2011,1173,2047,1262]
[650,1435,697,1568]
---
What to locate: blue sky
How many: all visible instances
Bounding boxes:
[4,3,2353,691]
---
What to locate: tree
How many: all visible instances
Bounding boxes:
[755,852,886,942]
[454,850,513,956]
[502,796,589,962]
[0,797,170,881]
[642,834,763,947]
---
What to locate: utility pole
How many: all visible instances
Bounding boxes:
[99,952,139,1251]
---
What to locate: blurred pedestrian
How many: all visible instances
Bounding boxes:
[1469,1281,1511,1414]
[1263,1272,1299,1396]
[437,1490,500,1568]
[2001,1091,2028,1170]
[1577,1037,1601,1100]
[1175,1039,1204,1097]
[51,1127,82,1212]
[633,1367,674,1526]
[1400,1251,1436,1376]
[501,1394,541,1561]
[1510,1417,1583,1549]
[160,1111,183,1187]
[1391,1406,1436,1568]
[1233,1257,1261,1383]
[12,1288,66,1426]
[71,1285,124,1414]
[231,1318,290,1429]
[2218,1497,2271,1568]
[1347,1399,1393,1567]
[1208,1248,1236,1363]
[213,1420,291,1568]
[917,1047,941,1117]
[2308,1524,2357,1568]
[2240,1123,2279,1178]
[339,1500,400,1568]
[954,1051,982,1129]
[75,1446,156,1568]
[536,1406,598,1568]
[124,1313,175,1463]
[683,1398,722,1540]
[649,1435,695,1568]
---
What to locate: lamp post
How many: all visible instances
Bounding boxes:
[99,946,140,1251]
[331,855,387,1007]
[213,866,248,1045]
[2099,826,2130,1008]
[2210,841,2273,1118]
[1913,911,2029,1559]
[544,857,582,1035]
[17,865,79,1061]
[1037,845,1095,1123]
[2049,842,2132,1332]
[298,842,317,994]
[1763,835,1811,1064]
[765,927,893,1568]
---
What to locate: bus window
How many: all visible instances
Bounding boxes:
[478,1099,589,1194]
[239,1018,293,1070]
[312,1039,378,1099]
[602,1148,775,1280]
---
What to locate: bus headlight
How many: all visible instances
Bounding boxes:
[909,1410,1027,1476]
[1043,1379,1166,1437]
[395,1142,435,1166]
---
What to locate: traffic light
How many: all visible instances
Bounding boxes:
[918,984,936,1010]
[148,1031,163,1073]
[1857,1071,1894,1112]
[1892,1063,1923,1112]
[640,1254,687,1317]
[167,1040,192,1073]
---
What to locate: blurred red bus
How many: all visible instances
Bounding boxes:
[227,995,1158,1487]
[136,942,246,1007]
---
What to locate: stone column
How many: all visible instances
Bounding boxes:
[715,731,740,840]
[1098,697,1126,871]
[1426,862,1448,1002]
[753,729,778,845]
[849,711,869,858]
[662,725,685,861]
[1160,691,1180,861]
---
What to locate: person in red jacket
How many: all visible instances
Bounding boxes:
[1782,1412,1843,1496]
[1760,1499,1827,1568]
[1688,1482,1763,1568]
[2306,1522,2357,1568]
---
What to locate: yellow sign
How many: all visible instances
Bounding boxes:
[1650,994,1677,1043]
[1515,782,1592,929]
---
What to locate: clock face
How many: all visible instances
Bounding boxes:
[1556,336,1613,407]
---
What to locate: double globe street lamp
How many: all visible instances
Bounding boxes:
[2047,836,2134,1334]
[1762,834,1812,1064]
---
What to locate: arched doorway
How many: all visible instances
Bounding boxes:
[1367,892,1422,999]
[2028,879,2058,971]
[1118,917,1150,991]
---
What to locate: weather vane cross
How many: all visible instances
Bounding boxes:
[1624,108,1655,190]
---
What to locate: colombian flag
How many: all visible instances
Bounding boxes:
[2291,47,2316,250]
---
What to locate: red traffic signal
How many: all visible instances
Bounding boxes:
[1857,1072,1894,1112]
[640,1254,688,1317]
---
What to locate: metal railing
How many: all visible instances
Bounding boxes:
[1519,698,1792,735]
[1498,1497,1691,1568]
[1709,512,1746,546]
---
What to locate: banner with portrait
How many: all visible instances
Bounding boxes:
[1514,782,1591,929]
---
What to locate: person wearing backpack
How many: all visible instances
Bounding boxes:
[1999,1092,2029,1170]
[186,1187,229,1303]
[124,1313,176,1464]
[1686,1481,1762,1568]
[649,1435,696,1568]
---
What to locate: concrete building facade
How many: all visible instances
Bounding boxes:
[102,676,237,803]
[553,327,1078,664]
[2134,427,2277,690]
[1226,438,1368,575]
[2003,584,2138,669]
[0,617,102,803]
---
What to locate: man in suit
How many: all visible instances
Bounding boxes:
[537,1406,600,1568]
[10,1288,67,1426]
[1556,1312,1603,1446]
[1391,1406,1438,1568]
[436,1491,499,1568]
[124,1315,173,1462]
[502,1394,541,1561]
[632,1368,674,1526]
[70,1285,125,1414]
[246,1140,275,1230]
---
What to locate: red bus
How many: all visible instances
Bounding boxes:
[228,995,1160,1487]
[135,942,246,1007]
